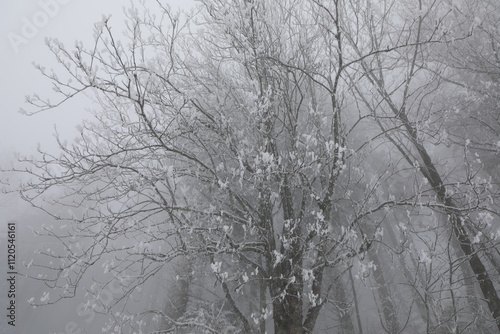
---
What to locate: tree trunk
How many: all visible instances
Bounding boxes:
[349,267,364,334]
[386,213,435,329]
[334,274,356,334]
[399,111,500,331]
[273,291,304,334]
[447,207,500,331]
[369,248,400,334]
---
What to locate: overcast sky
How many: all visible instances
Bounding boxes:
[1,0,195,157]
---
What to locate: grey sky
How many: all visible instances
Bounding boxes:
[1,0,195,156]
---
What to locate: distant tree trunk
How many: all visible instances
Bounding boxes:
[384,214,434,329]
[369,248,400,334]
[160,259,192,330]
[334,274,356,334]
[259,259,267,334]
[349,268,364,334]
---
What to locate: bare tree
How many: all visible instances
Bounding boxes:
[10,1,386,332]
[7,0,500,333]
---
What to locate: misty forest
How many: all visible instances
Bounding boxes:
[4,0,500,333]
